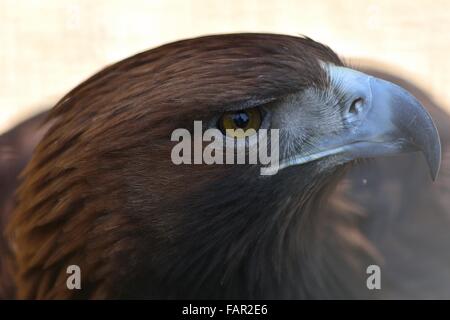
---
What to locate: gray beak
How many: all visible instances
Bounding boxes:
[361,76,441,180]
[279,66,442,180]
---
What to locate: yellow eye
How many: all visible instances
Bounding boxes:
[218,107,262,138]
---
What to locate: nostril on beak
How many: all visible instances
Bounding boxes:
[348,97,364,115]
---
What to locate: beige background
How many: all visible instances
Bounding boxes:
[1,0,450,134]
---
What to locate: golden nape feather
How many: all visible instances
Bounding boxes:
[0,34,448,299]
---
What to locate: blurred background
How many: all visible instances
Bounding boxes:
[1,0,450,134]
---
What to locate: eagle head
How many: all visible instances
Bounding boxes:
[7,34,441,299]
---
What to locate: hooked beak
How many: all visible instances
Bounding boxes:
[280,66,441,180]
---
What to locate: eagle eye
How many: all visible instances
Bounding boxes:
[218,107,262,138]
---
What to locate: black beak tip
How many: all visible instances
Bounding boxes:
[428,138,441,181]
[421,110,442,181]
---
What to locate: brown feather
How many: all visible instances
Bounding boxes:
[2,34,448,299]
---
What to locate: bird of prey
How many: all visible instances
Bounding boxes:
[0,33,447,299]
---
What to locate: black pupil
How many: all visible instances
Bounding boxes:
[231,112,250,128]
